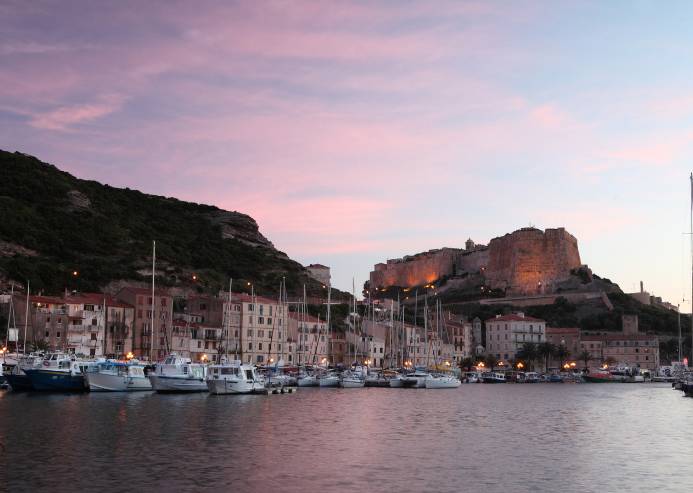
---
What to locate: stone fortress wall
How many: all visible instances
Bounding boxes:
[370,227,582,296]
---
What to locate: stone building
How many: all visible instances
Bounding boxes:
[485,312,546,363]
[580,315,659,370]
[116,287,173,361]
[369,227,583,297]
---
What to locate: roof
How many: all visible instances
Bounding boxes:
[545,327,580,335]
[485,314,545,323]
[28,295,64,305]
[581,333,658,342]
[64,293,133,309]
[116,286,172,297]
[231,292,281,306]
[307,264,329,269]
[289,312,324,323]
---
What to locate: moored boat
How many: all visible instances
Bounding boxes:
[148,353,208,393]
[4,354,43,391]
[318,370,340,387]
[206,360,265,395]
[425,373,461,389]
[86,361,152,392]
[481,372,506,383]
[24,353,96,392]
[401,370,431,388]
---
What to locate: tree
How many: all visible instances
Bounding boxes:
[555,344,570,367]
[460,356,475,371]
[484,353,498,371]
[578,350,592,370]
[537,342,556,371]
[516,341,538,371]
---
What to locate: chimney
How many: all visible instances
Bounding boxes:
[640,281,644,293]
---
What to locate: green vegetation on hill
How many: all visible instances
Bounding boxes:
[0,150,332,297]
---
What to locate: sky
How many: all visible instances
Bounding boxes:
[2,1,693,308]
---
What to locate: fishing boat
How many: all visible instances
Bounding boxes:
[481,372,506,383]
[401,370,431,388]
[86,360,152,391]
[24,353,97,392]
[425,373,461,389]
[4,353,43,391]
[206,360,265,394]
[148,353,208,392]
[582,369,617,383]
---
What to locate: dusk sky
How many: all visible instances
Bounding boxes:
[2,1,693,307]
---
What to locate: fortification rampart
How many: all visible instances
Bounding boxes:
[485,227,581,295]
[369,227,582,296]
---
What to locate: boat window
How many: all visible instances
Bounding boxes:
[183,366,188,374]
[245,369,254,380]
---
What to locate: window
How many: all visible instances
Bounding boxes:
[248,342,253,350]
[91,333,97,341]
[258,330,264,338]
[198,341,202,348]
[267,318,272,325]
[247,329,253,337]
[259,342,263,350]
[45,331,49,337]
[90,348,96,357]
[57,331,61,338]
[249,304,254,312]
[258,317,264,325]
[259,305,264,315]
[92,318,97,326]
[257,355,264,362]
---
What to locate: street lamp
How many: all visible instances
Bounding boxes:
[517,362,524,369]
[201,354,208,362]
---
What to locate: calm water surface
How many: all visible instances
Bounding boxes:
[2,383,692,492]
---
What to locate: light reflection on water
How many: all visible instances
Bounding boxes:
[2,384,693,493]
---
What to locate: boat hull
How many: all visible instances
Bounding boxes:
[389,377,403,388]
[401,377,427,388]
[319,376,340,387]
[149,375,208,393]
[425,377,461,389]
[206,378,263,395]
[583,375,616,383]
[340,378,365,388]
[25,369,87,392]
[5,373,34,391]
[87,372,152,392]
[297,376,319,387]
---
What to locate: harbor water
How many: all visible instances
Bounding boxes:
[2,383,693,492]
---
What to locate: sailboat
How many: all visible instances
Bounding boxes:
[425,300,461,389]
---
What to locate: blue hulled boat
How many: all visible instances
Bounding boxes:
[24,353,96,392]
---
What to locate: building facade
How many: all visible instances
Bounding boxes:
[485,313,546,363]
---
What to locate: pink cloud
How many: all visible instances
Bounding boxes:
[28,94,126,131]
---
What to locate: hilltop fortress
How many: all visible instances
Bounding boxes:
[370,227,583,296]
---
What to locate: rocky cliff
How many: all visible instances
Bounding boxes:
[0,150,324,296]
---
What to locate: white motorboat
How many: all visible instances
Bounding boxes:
[465,371,483,383]
[401,370,431,388]
[86,361,152,392]
[319,371,340,387]
[148,353,208,393]
[389,375,404,388]
[425,373,461,389]
[340,370,366,388]
[206,360,265,395]
[297,371,319,387]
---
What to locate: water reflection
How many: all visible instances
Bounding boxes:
[2,384,693,492]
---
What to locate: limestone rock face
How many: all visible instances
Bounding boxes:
[206,210,275,249]
[485,227,581,295]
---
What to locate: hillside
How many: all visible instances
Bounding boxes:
[0,150,333,297]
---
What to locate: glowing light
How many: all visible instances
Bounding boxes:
[569,362,576,368]
[72,271,79,277]
[517,362,524,369]
[192,274,197,281]
[477,362,485,368]
[201,354,209,362]
[126,352,134,360]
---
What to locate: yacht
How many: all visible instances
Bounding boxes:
[425,373,461,389]
[318,370,340,387]
[24,353,97,392]
[297,368,319,387]
[481,372,507,383]
[206,360,265,395]
[86,360,152,392]
[148,353,208,393]
[401,370,431,388]
[340,368,366,388]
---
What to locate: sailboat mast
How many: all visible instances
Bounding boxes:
[5,283,13,352]
[226,278,232,359]
[22,281,29,354]
[150,240,156,362]
[326,283,332,364]
[690,172,693,366]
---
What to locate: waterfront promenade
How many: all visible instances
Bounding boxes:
[2,383,691,493]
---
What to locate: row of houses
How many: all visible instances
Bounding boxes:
[2,287,659,370]
[484,312,660,370]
